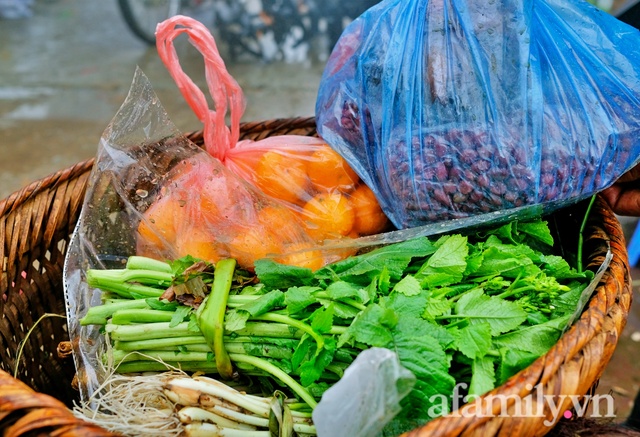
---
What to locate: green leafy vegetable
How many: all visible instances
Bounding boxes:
[452,289,528,335]
[170,305,192,328]
[392,275,423,297]
[454,323,492,360]
[81,217,592,431]
[415,234,468,287]
[284,286,321,315]
[468,356,496,399]
[314,237,437,283]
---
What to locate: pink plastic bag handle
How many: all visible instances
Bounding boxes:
[156,15,246,162]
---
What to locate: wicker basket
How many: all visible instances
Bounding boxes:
[0,117,632,436]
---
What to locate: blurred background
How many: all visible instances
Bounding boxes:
[0,0,634,198]
[0,0,378,199]
[1,0,639,424]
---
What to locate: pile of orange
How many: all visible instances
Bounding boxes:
[136,144,391,271]
[253,144,390,242]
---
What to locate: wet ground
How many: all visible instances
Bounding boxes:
[1,0,639,426]
[0,0,326,198]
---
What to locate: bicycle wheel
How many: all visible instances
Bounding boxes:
[118,0,183,45]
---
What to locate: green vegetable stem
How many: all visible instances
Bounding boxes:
[81,217,594,431]
[196,258,236,380]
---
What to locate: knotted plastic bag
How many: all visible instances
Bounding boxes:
[316,0,640,229]
[132,16,391,270]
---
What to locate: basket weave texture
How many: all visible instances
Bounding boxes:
[0,117,632,436]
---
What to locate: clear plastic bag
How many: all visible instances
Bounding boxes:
[64,68,193,401]
[315,0,640,229]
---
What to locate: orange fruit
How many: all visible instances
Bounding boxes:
[137,195,186,248]
[258,204,304,241]
[175,227,228,263]
[350,184,390,236]
[254,150,309,205]
[198,170,258,224]
[305,145,359,193]
[300,192,355,241]
[227,226,282,270]
[198,184,224,221]
[274,242,325,271]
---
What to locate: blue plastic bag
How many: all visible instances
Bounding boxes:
[316,0,640,229]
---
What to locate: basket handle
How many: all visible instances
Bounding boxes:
[156,15,246,162]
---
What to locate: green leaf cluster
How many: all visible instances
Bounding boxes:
[83,217,592,431]
[249,218,591,429]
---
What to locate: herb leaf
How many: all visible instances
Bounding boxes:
[496,348,539,385]
[299,338,336,386]
[255,259,315,289]
[422,296,453,320]
[468,356,496,398]
[472,237,541,278]
[311,305,335,335]
[392,275,423,297]
[225,309,250,332]
[416,235,468,288]
[454,322,492,360]
[454,289,527,335]
[492,314,570,356]
[339,304,397,348]
[325,281,368,303]
[394,332,456,417]
[146,298,178,311]
[314,238,437,284]
[284,286,321,315]
[169,305,192,328]
[237,290,285,317]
